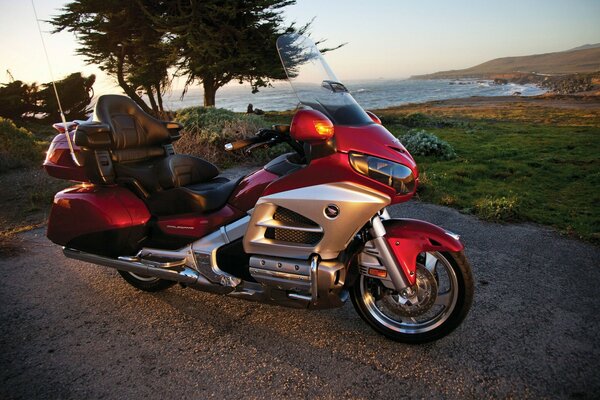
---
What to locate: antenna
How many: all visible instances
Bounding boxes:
[30,0,81,166]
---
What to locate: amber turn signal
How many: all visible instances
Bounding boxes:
[368,268,387,278]
[314,120,334,137]
[290,109,335,142]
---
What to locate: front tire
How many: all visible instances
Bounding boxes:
[351,251,473,343]
[118,270,177,292]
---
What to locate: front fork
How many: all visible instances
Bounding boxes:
[363,209,465,293]
[368,214,411,292]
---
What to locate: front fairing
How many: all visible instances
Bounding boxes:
[277,33,418,176]
[334,124,418,177]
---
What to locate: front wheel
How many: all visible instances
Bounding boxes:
[351,251,473,343]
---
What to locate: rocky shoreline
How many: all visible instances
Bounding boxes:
[448,71,600,95]
[502,72,599,95]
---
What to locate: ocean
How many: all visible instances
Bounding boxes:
[159,78,546,112]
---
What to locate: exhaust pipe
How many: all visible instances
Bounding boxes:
[63,248,233,294]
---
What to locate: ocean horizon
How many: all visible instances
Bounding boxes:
[157,78,547,113]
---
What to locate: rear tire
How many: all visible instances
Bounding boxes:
[351,251,473,343]
[118,270,176,292]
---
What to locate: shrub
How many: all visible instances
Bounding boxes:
[0,117,43,172]
[474,196,521,222]
[174,107,268,167]
[399,129,456,160]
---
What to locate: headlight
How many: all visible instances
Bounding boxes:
[349,152,415,194]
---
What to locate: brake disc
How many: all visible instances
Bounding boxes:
[381,264,438,318]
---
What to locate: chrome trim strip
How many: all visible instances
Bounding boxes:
[224,215,250,242]
[118,255,186,269]
[256,219,323,233]
[288,293,311,301]
[249,267,310,281]
[249,256,311,276]
[310,255,318,304]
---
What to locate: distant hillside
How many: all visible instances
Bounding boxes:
[413,46,600,79]
[568,43,600,52]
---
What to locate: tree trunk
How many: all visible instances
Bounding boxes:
[116,53,153,114]
[203,78,217,107]
[145,86,158,114]
[155,83,164,113]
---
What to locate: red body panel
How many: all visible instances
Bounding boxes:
[335,124,417,175]
[157,205,245,239]
[365,111,382,125]
[229,169,279,212]
[47,185,150,246]
[263,124,418,204]
[383,219,464,286]
[263,152,414,204]
[43,133,88,182]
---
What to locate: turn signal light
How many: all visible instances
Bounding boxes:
[314,121,334,137]
[368,268,387,278]
[290,109,335,142]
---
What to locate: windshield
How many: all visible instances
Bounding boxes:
[276,33,373,126]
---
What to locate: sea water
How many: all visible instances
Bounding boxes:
[160,79,546,112]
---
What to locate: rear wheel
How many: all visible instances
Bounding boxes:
[351,251,473,343]
[118,270,176,292]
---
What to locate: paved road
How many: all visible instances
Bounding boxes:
[1,200,599,399]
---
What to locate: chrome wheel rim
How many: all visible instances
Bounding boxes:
[127,272,160,282]
[360,251,459,334]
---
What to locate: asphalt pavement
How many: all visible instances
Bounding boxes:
[1,200,599,399]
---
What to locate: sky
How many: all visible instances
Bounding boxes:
[0,0,599,94]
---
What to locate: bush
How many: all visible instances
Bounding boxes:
[174,107,268,167]
[399,129,456,160]
[0,117,43,172]
[474,196,520,222]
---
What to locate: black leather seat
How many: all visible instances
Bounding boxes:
[75,95,238,216]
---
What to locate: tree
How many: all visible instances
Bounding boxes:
[51,0,174,114]
[38,73,96,121]
[0,73,95,121]
[0,80,38,120]
[143,0,301,107]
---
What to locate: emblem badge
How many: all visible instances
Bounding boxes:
[324,204,340,219]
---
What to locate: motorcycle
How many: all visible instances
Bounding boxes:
[44,33,473,343]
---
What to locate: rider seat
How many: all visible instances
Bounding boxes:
[74,94,240,216]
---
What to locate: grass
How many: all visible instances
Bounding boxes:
[377,109,600,243]
[0,168,70,257]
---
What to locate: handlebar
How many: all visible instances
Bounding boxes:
[224,127,284,153]
[224,125,304,158]
[224,135,265,152]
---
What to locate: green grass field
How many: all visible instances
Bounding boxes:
[376,112,600,243]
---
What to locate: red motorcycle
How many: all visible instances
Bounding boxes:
[44,34,473,343]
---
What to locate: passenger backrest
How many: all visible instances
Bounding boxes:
[94,95,171,164]
[75,95,178,187]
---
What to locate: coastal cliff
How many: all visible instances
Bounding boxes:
[412,44,600,94]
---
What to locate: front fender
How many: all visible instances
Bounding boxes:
[382,218,464,286]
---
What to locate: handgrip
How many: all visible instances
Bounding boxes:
[224,136,264,152]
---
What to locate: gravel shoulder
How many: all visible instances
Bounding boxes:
[1,197,599,399]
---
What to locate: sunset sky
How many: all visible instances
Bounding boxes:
[1,0,599,94]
